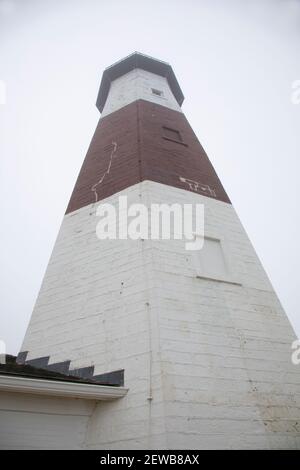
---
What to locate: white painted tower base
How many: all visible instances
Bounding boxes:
[21,181,300,449]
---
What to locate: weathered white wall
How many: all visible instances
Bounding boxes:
[21,181,300,449]
[22,183,168,449]
[101,68,182,117]
[146,183,300,450]
[0,391,95,449]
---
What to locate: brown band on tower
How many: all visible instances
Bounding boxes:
[66,100,230,214]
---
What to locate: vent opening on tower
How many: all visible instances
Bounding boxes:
[162,126,187,146]
[151,88,163,97]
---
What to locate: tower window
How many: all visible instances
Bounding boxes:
[151,88,163,97]
[198,237,228,280]
[162,126,186,145]
[194,236,241,285]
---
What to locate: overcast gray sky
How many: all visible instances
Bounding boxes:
[1,0,299,355]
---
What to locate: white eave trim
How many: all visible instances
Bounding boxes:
[0,375,128,400]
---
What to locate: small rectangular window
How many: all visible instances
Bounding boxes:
[198,238,228,280]
[151,88,163,97]
[194,236,241,285]
[162,126,184,144]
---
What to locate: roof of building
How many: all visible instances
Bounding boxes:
[96,52,184,112]
[0,356,128,401]
[0,355,123,387]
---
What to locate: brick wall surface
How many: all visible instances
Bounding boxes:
[66,99,230,214]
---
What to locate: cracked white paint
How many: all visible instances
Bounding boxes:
[91,141,117,202]
[180,176,216,197]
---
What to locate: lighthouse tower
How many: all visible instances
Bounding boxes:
[19,53,300,449]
